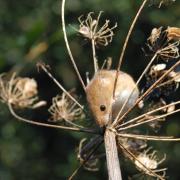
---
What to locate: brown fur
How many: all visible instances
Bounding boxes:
[86,70,139,127]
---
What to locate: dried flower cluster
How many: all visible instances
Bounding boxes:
[116,134,167,178]
[48,92,84,126]
[0,1,179,180]
[147,27,180,60]
[139,27,180,132]
[78,12,117,47]
[134,148,166,177]
[119,142,167,177]
[0,73,46,109]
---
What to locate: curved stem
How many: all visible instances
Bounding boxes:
[61,0,86,91]
[113,0,148,97]
[8,103,97,134]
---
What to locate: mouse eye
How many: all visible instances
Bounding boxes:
[100,105,106,111]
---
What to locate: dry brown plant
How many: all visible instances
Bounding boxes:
[0,0,179,180]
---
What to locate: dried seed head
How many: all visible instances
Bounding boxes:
[78,12,117,46]
[79,26,91,38]
[135,148,166,175]
[48,92,83,122]
[166,27,180,41]
[146,27,179,61]
[0,73,45,108]
[173,72,180,82]
[157,41,179,60]
[148,27,162,46]
[149,64,168,79]
[16,78,38,98]
[151,63,166,72]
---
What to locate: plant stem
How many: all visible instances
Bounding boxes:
[104,129,122,180]
[113,0,148,98]
[8,103,97,134]
[61,0,86,91]
[92,39,98,73]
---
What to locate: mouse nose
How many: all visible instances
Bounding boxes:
[95,113,111,127]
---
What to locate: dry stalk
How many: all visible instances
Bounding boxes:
[115,60,180,127]
[113,0,148,98]
[61,0,86,91]
[8,103,97,134]
[0,0,179,179]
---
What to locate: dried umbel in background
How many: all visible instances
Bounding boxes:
[0,0,179,180]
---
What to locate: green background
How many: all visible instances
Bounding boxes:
[0,0,180,179]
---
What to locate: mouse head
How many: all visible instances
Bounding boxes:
[86,70,115,127]
[86,70,139,128]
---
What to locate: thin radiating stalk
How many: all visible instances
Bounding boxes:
[61,0,86,91]
[93,11,103,34]
[118,108,180,131]
[118,101,180,128]
[115,60,180,127]
[119,143,165,180]
[38,63,84,110]
[92,39,98,72]
[8,103,97,134]
[8,73,16,97]
[63,119,85,129]
[156,77,179,88]
[113,0,148,98]
[112,53,158,127]
[91,12,103,73]
[116,133,180,141]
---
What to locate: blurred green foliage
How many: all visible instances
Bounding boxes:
[0,0,180,179]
